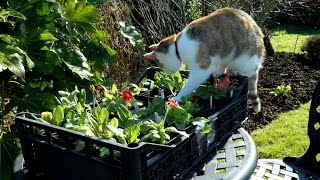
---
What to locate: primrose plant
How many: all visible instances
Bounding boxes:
[270,84,292,97]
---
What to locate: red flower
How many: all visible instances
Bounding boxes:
[191,95,200,103]
[97,85,103,92]
[121,91,133,102]
[166,99,177,108]
[217,75,231,91]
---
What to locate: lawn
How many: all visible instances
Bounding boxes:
[270,25,320,53]
[251,103,310,159]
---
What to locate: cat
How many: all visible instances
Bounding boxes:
[144,7,264,113]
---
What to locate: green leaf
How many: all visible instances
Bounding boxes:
[99,147,110,158]
[115,103,132,124]
[192,117,212,134]
[36,1,54,16]
[201,124,213,134]
[153,112,162,124]
[64,61,93,80]
[75,140,85,152]
[109,117,119,128]
[119,21,144,49]
[167,107,191,130]
[165,127,189,137]
[150,97,166,115]
[154,71,186,93]
[0,34,14,44]
[64,118,77,129]
[28,81,52,91]
[73,125,95,136]
[65,0,76,15]
[91,30,116,55]
[106,125,126,144]
[0,132,21,180]
[52,105,64,126]
[24,52,34,70]
[13,92,57,112]
[172,72,185,90]
[8,0,24,10]
[78,89,87,105]
[95,107,109,125]
[67,87,80,103]
[40,32,58,41]
[0,9,26,22]
[140,120,153,133]
[140,130,161,143]
[62,47,93,80]
[181,101,198,115]
[60,97,71,105]
[89,30,117,64]
[10,45,34,70]
[0,44,34,76]
[65,48,90,68]
[124,123,140,144]
[0,52,25,78]
[67,3,101,23]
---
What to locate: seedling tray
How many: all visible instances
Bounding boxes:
[15,67,248,180]
[135,67,248,149]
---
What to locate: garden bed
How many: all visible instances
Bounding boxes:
[244,52,320,131]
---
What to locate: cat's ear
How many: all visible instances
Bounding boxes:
[143,52,156,60]
[149,44,159,51]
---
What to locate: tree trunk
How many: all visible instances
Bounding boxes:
[262,27,275,57]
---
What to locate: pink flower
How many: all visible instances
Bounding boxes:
[217,75,231,91]
[121,91,133,102]
[166,99,177,108]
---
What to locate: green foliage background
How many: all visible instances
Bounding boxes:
[0,0,116,113]
[0,0,115,179]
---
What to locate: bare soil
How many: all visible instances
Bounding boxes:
[243,52,320,132]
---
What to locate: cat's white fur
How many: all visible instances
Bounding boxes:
[144,8,264,113]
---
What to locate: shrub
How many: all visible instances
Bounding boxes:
[0,0,117,114]
[301,35,320,60]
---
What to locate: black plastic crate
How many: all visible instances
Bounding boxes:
[15,66,248,180]
[16,113,200,180]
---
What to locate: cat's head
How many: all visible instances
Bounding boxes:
[144,34,182,74]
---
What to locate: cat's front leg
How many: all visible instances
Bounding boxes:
[173,70,212,102]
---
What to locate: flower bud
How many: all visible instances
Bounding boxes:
[41,111,53,122]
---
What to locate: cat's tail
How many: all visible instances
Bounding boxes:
[248,75,261,113]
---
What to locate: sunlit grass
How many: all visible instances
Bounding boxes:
[252,103,310,159]
[270,25,320,53]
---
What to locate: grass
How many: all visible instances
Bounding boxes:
[251,103,310,159]
[270,25,320,53]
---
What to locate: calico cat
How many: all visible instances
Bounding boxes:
[144,7,264,113]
